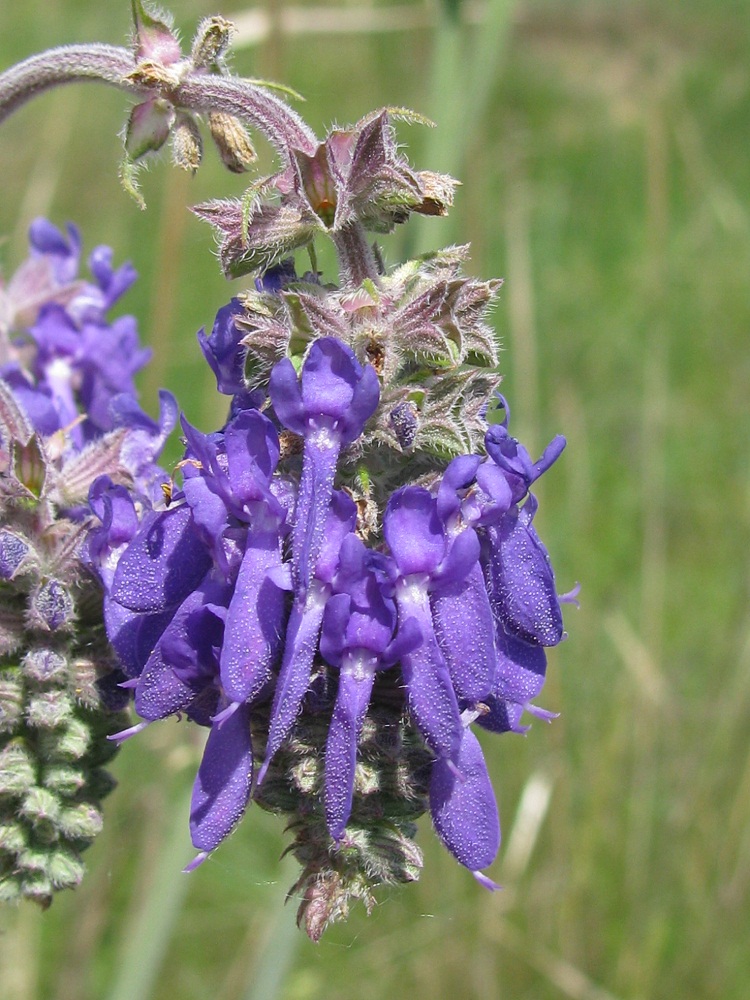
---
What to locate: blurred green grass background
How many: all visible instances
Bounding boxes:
[1,1,750,997]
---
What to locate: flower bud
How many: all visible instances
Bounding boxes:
[57,802,103,842]
[30,579,75,632]
[0,668,24,733]
[0,820,26,854]
[208,112,257,173]
[37,717,91,760]
[291,756,322,795]
[172,114,203,173]
[47,847,85,889]
[42,765,85,796]
[22,648,68,685]
[0,739,36,795]
[17,845,49,873]
[21,786,61,827]
[0,607,25,657]
[26,689,74,729]
[0,529,30,579]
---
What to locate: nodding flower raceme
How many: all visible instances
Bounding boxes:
[0,2,576,940]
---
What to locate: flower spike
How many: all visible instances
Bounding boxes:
[0,7,575,935]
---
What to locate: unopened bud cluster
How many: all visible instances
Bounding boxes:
[0,403,129,905]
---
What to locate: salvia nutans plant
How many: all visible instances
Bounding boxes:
[0,1,577,940]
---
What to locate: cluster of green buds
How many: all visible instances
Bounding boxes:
[0,375,133,905]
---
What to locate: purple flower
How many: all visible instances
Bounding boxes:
[475,628,555,735]
[383,486,479,766]
[482,493,564,647]
[319,534,419,838]
[484,397,565,505]
[430,726,500,889]
[86,477,175,678]
[257,489,357,785]
[197,298,248,396]
[187,700,254,868]
[269,336,379,597]
[1,219,147,449]
[180,408,289,707]
[133,574,230,724]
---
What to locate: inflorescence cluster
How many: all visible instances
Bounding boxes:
[0,2,573,938]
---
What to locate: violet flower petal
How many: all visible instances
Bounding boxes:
[430,726,500,875]
[257,578,329,784]
[219,528,287,704]
[197,298,247,395]
[484,495,563,647]
[110,504,212,613]
[436,454,481,526]
[325,658,376,840]
[395,576,462,764]
[105,602,173,679]
[431,561,498,700]
[256,491,356,783]
[189,702,253,854]
[268,356,306,435]
[270,339,378,595]
[383,487,446,577]
[135,576,228,720]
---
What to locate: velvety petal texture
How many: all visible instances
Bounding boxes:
[430,727,500,877]
[189,702,254,854]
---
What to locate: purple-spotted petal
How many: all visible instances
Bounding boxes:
[484,496,563,646]
[258,578,329,783]
[431,561,497,700]
[395,577,462,763]
[431,526,480,593]
[220,529,287,703]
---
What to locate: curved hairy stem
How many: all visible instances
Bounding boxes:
[174,73,317,156]
[0,43,318,158]
[0,45,139,124]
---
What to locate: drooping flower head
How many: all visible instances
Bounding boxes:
[0,2,576,939]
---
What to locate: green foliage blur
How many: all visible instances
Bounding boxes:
[1,1,749,998]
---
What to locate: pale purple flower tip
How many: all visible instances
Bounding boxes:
[182,851,209,874]
[107,720,150,744]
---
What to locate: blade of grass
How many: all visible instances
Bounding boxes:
[241,857,301,1000]
[104,779,194,1000]
[409,0,516,256]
